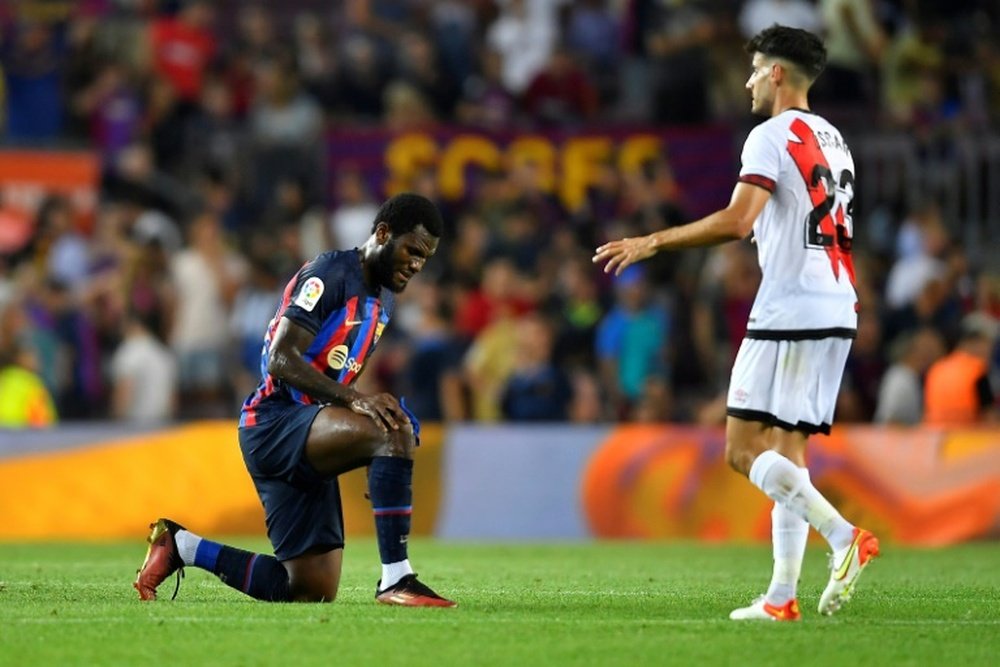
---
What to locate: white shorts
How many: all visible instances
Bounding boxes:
[726,337,852,434]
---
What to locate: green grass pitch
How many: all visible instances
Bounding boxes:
[2,539,998,666]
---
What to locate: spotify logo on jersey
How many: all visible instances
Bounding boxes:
[327,345,363,373]
[327,345,350,369]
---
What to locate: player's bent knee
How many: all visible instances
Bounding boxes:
[375,424,415,459]
[287,574,339,603]
[285,552,341,603]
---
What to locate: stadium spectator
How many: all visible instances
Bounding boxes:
[549,256,603,371]
[393,30,459,120]
[329,167,381,255]
[109,309,177,423]
[181,76,245,181]
[169,210,247,418]
[26,195,90,288]
[840,315,887,422]
[596,265,670,419]
[148,0,216,104]
[924,312,999,424]
[395,280,465,421]
[335,34,388,121]
[564,0,621,103]
[249,57,323,150]
[0,341,56,427]
[293,13,339,110]
[486,0,560,95]
[455,256,535,339]
[456,47,517,130]
[812,0,886,108]
[521,45,600,127]
[382,80,437,131]
[1,19,63,142]
[229,255,283,406]
[26,276,103,420]
[874,327,946,425]
[500,313,572,421]
[644,0,716,125]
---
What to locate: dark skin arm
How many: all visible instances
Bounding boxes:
[268,316,409,432]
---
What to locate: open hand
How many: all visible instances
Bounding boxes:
[592,236,656,276]
[349,393,409,432]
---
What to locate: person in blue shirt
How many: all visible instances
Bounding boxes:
[135,193,455,607]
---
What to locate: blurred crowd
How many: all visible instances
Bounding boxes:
[1,0,999,427]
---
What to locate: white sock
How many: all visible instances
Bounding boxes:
[173,529,202,566]
[766,500,808,605]
[379,559,414,591]
[749,450,854,552]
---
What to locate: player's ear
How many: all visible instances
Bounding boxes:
[772,62,788,86]
[374,221,391,245]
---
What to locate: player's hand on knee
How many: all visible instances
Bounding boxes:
[349,393,409,432]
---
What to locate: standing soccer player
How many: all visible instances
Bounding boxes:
[593,25,878,621]
[135,193,455,606]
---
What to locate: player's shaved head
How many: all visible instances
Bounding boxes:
[746,24,827,83]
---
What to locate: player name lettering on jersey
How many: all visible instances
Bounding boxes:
[813,129,851,157]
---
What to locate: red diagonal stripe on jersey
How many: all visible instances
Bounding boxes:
[341,302,380,385]
[787,118,853,285]
[310,296,359,374]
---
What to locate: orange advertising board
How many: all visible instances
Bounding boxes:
[582,426,1000,545]
[0,421,446,540]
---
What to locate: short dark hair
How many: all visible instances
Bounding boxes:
[372,193,444,238]
[745,25,827,81]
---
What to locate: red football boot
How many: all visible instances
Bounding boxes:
[133,518,186,601]
[375,574,456,607]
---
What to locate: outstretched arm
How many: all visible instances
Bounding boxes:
[268,317,408,431]
[592,182,771,275]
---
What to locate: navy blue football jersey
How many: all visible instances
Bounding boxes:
[240,250,394,426]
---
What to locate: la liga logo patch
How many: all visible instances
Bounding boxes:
[294,277,325,312]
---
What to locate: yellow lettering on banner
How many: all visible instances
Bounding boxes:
[438,135,502,199]
[619,135,663,174]
[381,133,662,210]
[507,137,557,192]
[385,133,439,195]
[561,137,613,212]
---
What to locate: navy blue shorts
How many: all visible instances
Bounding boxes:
[238,402,344,561]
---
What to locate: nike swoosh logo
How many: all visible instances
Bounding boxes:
[834,540,859,580]
[345,320,364,326]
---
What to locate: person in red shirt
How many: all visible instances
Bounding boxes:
[521,45,599,127]
[149,0,216,103]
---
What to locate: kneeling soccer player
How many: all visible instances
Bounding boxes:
[134,193,455,607]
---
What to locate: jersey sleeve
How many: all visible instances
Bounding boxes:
[282,254,346,335]
[738,122,783,193]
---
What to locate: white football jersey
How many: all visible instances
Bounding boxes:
[738,109,858,338]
